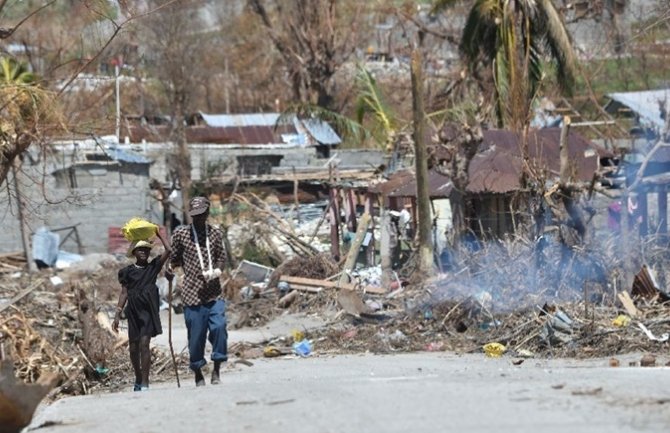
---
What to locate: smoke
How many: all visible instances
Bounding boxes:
[427,219,625,314]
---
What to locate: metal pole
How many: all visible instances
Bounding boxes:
[115,63,121,142]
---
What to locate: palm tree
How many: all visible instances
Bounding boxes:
[432,0,578,129]
[278,64,399,150]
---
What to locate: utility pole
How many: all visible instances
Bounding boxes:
[411,49,434,276]
[115,60,121,142]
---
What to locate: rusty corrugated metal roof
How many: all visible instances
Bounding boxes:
[387,127,606,197]
[467,128,602,193]
[127,124,295,145]
[368,169,414,195]
[388,170,453,198]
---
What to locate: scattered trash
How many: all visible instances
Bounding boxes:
[263,346,283,358]
[235,260,275,284]
[32,227,60,268]
[540,307,574,345]
[240,286,255,300]
[632,265,670,302]
[292,339,312,357]
[483,342,506,358]
[640,354,656,367]
[49,276,64,287]
[94,365,110,375]
[341,328,358,340]
[277,281,290,294]
[479,320,501,331]
[365,299,383,311]
[637,323,669,342]
[291,330,305,342]
[612,315,631,327]
[511,359,524,366]
[425,341,444,352]
[54,250,84,269]
[516,349,534,358]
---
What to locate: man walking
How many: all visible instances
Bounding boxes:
[167,196,227,386]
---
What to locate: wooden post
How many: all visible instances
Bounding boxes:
[329,186,340,261]
[293,166,300,224]
[380,209,392,289]
[12,160,37,272]
[338,213,371,286]
[410,49,433,275]
[365,193,375,266]
[347,188,357,233]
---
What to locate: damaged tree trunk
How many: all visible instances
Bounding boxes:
[410,49,434,276]
[329,186,341,261]
[12,160,36,273]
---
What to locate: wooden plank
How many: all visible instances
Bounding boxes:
[0,281,42,314]
[338,213,371,286]
[617,292,639,318]
[285,284,323,293]
[361,285,387,295]
[280,275,353,290]
[0,251,23,259]
[280,275,386,295]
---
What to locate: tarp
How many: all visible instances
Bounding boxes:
[32,227,59,267]
[606,89,670,130]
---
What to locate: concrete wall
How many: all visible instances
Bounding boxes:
[0,159,160,254]
[0,142,386,255]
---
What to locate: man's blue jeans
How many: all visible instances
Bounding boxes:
[183,299,228,371]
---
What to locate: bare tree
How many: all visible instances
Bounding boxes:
[248,0,363,109]
[140,0,215,221]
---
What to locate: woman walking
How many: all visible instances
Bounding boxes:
[112,228,171,391]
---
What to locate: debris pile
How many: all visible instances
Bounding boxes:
[2,209,670,413]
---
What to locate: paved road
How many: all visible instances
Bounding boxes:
[28,353,670,433]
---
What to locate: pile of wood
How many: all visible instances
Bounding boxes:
[0,272,184,404]
[0,252,25,275]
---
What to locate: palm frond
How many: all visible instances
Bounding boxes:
[460,0,501,68]
[537,0,578,95]
[354,65,396,135]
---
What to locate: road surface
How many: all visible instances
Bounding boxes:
[28,352,670,433]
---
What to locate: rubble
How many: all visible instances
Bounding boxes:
[2,205,670,412]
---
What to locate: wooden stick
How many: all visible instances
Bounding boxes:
[168,278,180,388]
[338,213,371,286]
[0,280,42,314]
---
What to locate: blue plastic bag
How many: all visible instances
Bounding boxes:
[292,339,312,357]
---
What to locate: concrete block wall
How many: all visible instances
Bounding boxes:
[0,143,386,255]
[0,161,159,254]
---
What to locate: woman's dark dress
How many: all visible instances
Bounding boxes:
[118,257,163,340]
